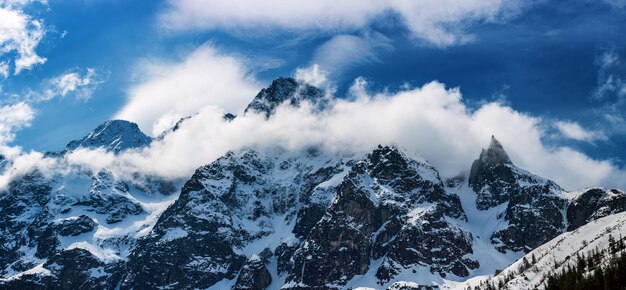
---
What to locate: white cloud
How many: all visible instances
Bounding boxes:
[555,121,606,142]
[43,68,104,101]
[160,0,524,47]
[0,101,34,146]
[295,64,328,88]
[3,68,107,103]
[311,32,393,74]
[0,4,46,75]
[1,0,47,6]
[115,44,261,136]
[0,151,56,188]
[0,61,8,78]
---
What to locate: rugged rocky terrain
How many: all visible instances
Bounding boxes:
[1,77,625,289]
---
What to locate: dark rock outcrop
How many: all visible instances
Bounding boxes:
[567,188,626,230]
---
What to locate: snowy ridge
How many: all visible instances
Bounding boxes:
[457,211,626,290]
[0,160,182,285]
[66,120,152,153]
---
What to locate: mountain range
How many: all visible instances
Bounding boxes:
[0,77,625,290]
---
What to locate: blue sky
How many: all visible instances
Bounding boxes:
[1,0,626,184]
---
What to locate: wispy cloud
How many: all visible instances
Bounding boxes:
[603,0,626,9]
[591,48,626,136]
[555,121,607,142]
[42,68,105,101]
[159,0,526,47]
[311,32,393,76]
[2,67,108,103]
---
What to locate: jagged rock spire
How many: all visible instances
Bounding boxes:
[479,135,512,166]
[468,135,513,198]
[469,135,512,186]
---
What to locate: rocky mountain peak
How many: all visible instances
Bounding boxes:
[66,119,152,153]
[480,135,512,166]
[244,77,327,117]
[468,135,512,189]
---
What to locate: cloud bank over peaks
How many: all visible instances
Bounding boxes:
[37,76,625,192]
[159,0,526,47]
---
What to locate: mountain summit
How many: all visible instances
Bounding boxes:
[468,135,515,196]
[244,77,327,117]
[481,135,512,165]
[66,120,152,153]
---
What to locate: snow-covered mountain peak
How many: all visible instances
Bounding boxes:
[66,120,152,153]
[244,77,327,117]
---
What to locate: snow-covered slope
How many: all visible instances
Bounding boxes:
[0,163,182,288]
[456,211,626,290]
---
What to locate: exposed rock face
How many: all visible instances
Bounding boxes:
[233,251,273,290]
[0,248,124,290]
[469,136,567,253]
[66,120,152,153]
[120,144,477,289]
[244,77,327,117]
[286,146,475,288]
[52,215,97,237]
[122,148,348,289]
[224,113,237,121]
[469,136,515,209]
[0,172,51,276]
[567,188,626,230]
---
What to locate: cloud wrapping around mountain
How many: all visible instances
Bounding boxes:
[63,77,626,191]
[2,75,625,192]
[3,45,626,193]
[159,0,524,46]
